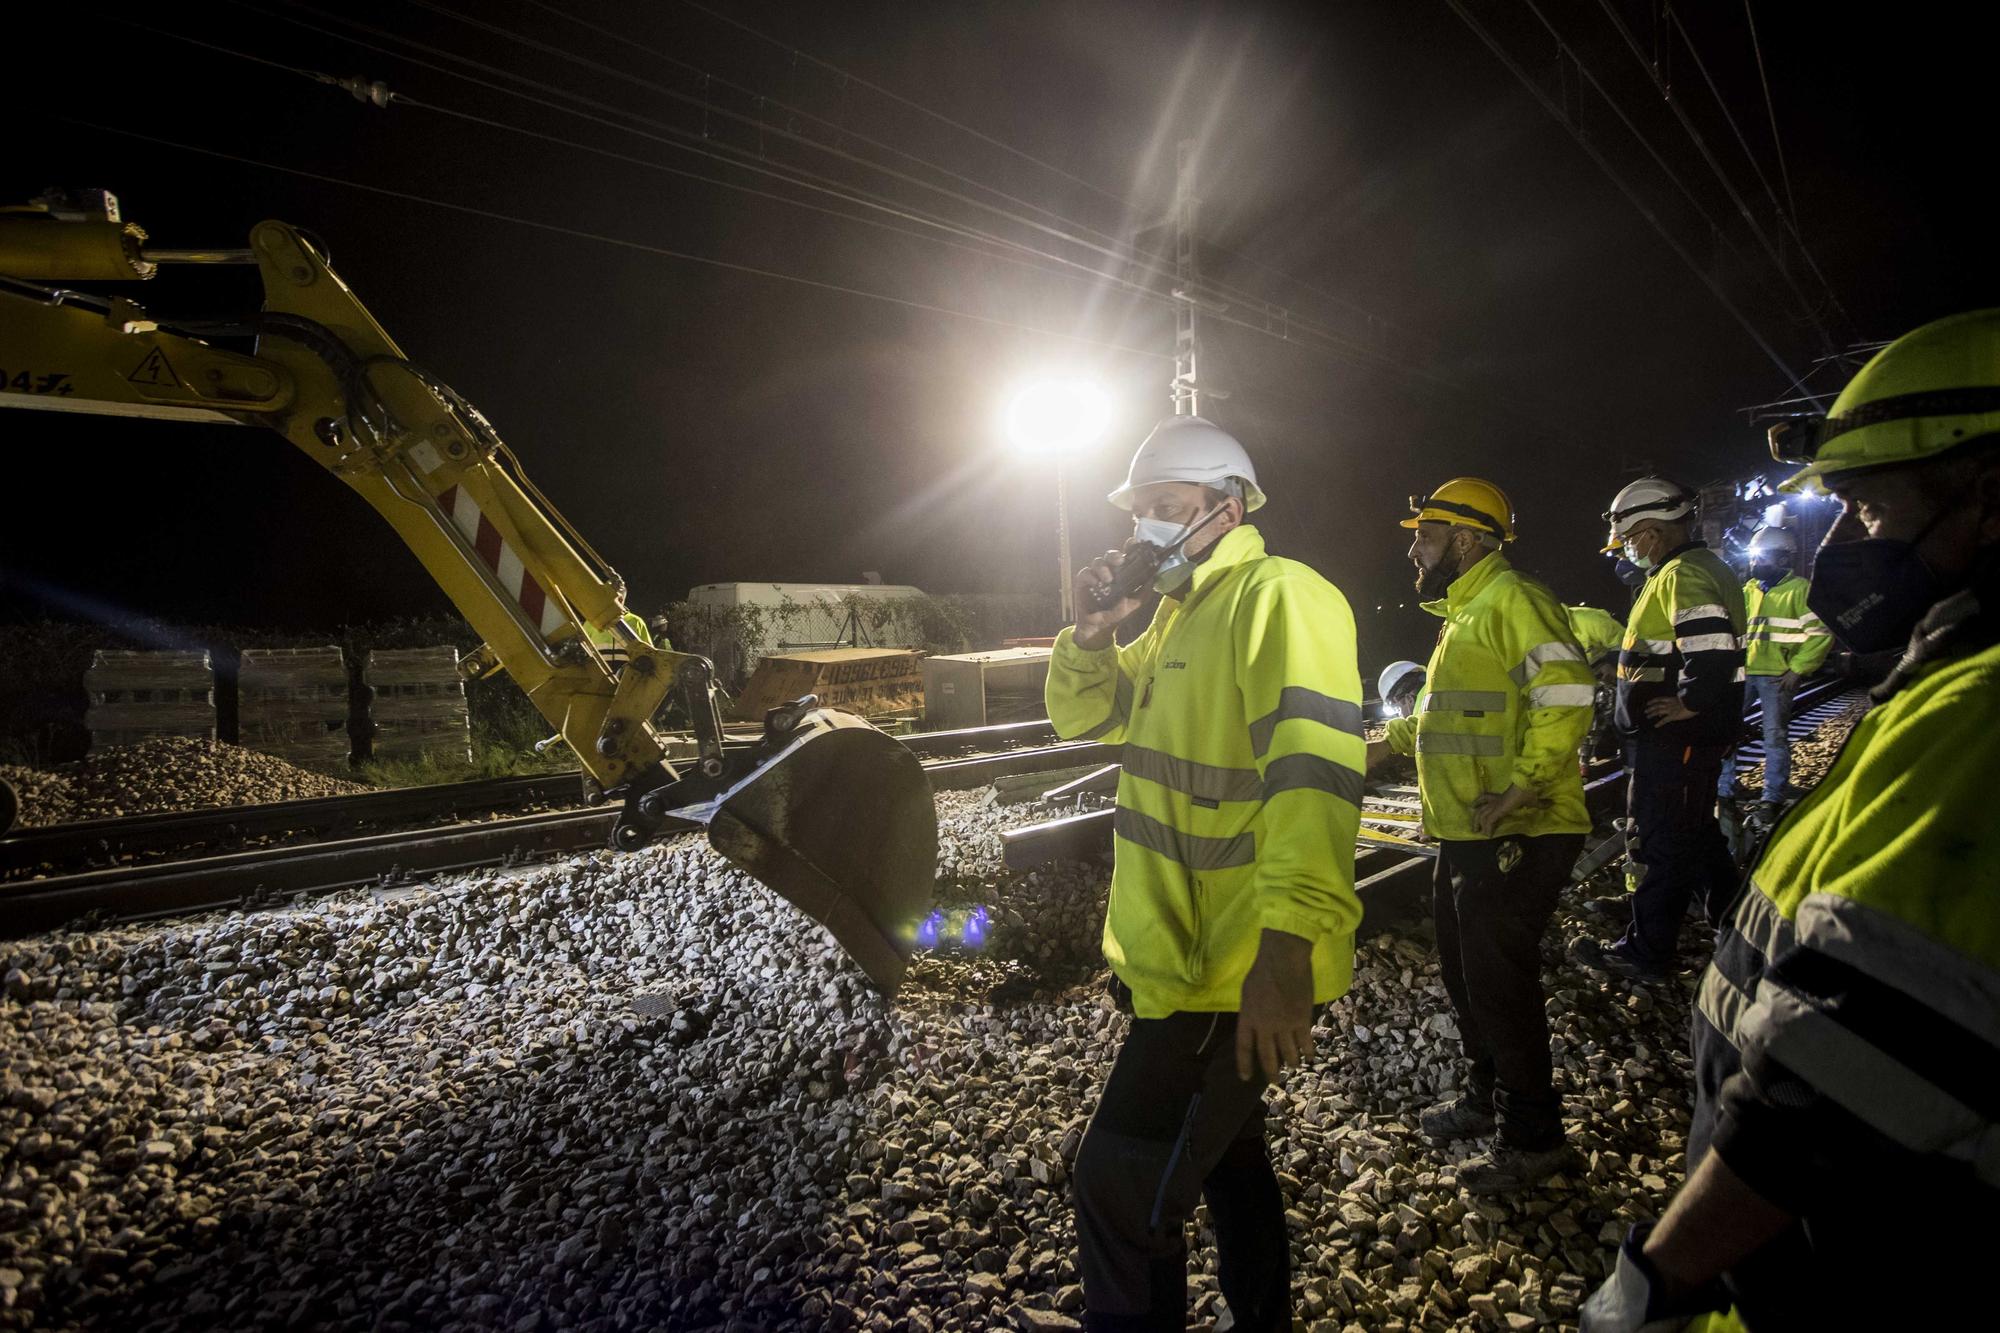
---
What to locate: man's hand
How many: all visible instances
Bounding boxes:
[1582,1143,1793,1329]
[1777,670,1801,701]
[1471,784,1535,837]
[1580,1224,1717,1332]
[1644,697,1698,726]
[1236,929,1316,1083]
[1364,739,1392,772]
[1072,549,1145,649]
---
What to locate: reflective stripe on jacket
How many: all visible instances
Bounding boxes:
[1046,524,1364,1018]
[1382,552,1593,840]
[1614,543,1746,745]
[1743,574,1832,677]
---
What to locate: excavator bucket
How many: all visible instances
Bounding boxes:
[666,708,937,993]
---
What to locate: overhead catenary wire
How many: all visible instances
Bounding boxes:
[1441,0,1820,405]
[190,8,1435,391]
[1662,4,1846,326]
[397,2,1249,305]
[123,13,1194,314]
[671,0,1130,211]
[1740,1,1797,226]
[238,1,1449,387]
[248,2,1115,275]
[512,0,1136,258]
[403,0,1406,358]
[234,0,1257,340]
[1517,0,1764,296]
[70,11,1611,469]
[53,115,1176,363]
[245,0,1423,378]
[104,7,1627,457]
[1588,0,1841,352]
[1513,0,1824,407]
[665,0,1406,335]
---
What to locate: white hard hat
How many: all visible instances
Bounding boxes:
[1108,416,1266,512]
[1377,660,1425,703]
[1601,476,1696,551]
[1748,525,1798,555]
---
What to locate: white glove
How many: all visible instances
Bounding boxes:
[1580,1225,1725,1333]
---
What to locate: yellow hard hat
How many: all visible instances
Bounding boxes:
[1770,308,2000,493]
[1402,477,1516,542]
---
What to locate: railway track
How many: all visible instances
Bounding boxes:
[0,717,1064,880]
[0,769,588,878]
[0,727,1094,936]
[0,683,1861,940]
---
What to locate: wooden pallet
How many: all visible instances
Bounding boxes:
[238,646,352,770]
[83,650,216,750]
[364,646,471,763]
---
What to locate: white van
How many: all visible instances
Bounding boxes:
[682,582,925,681]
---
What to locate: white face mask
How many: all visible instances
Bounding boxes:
[1133,506,1222,593]
[1132,513,1193,549]
[1622,538,1654,570]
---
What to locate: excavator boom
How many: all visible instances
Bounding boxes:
[0,194,937,990]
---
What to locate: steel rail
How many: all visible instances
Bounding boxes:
[0,736,1109,936]
[2,719,1065,877]
[0,807,648,937]
[2,685,1860,940]
[0,770,589,876]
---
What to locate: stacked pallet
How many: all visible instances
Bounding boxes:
[364,646,471,764]
[82,650,216,750]
[237,646,352,770]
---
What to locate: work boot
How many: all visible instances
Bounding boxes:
[1569,937,1669,982]
[1420,1095,1497,1144]
[1580,895,1629,922]
[1457,1142,1578,1195]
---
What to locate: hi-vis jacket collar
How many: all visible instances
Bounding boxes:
[1647,540,1708,578]
[1182,523,1266,595]
[1420,550,1511,616]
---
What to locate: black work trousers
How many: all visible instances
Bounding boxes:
[1619,739,1739,969]
[1432,833,1581,1149]
[1073,1009,1288,1332]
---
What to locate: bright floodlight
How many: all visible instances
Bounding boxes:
[1005,378,1110,455]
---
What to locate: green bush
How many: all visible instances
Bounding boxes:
[355,738,575,788]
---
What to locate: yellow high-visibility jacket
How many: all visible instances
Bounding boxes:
[1384,553,1594,840]
[1046,525,1364,1018]
[1686,633,2000,1333]
[1566,604,1627,666]
[586,612,655,670]
[1742,574,1832,677]
[1616,543,1746,745]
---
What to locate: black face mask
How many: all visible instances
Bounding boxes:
[1806,503,1960,654]
[1748,561,1786,587]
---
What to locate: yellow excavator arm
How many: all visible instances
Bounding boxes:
[0,191,936,990]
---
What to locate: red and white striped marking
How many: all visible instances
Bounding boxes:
[436,485,566,639]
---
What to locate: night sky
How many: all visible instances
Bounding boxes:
[5,1,1993,667]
